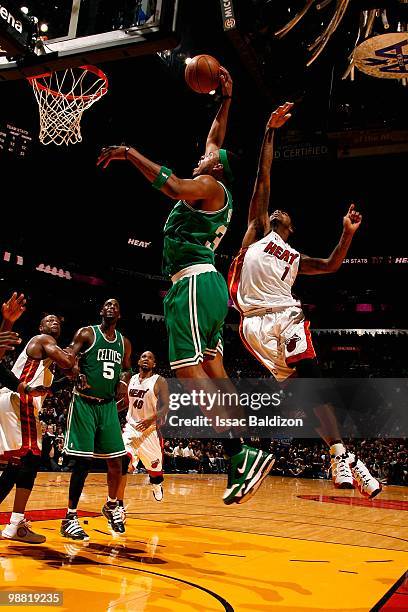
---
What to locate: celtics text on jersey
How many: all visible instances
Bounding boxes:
[79,325,125,400]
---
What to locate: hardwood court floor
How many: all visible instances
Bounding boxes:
[0,474,407,611]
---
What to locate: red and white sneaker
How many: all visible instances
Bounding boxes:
[331,451,355,489]
[349,456,382,499]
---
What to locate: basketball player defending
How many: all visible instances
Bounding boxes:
[97,69,275,505]
[228,103,381,498]
[0,294,76,543]
[61,299,132,540]
[117,351,169,517]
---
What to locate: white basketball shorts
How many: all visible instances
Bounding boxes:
[122,422,163,473]
[0,388,42,457]
[240,306,316,381]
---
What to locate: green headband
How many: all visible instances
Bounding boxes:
[219,149,234,184]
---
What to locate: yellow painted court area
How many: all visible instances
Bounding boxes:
[1,474,407,611]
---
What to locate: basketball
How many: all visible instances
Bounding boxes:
[185,54,221,94]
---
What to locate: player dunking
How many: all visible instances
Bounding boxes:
[0,294,76,543]
[117,351,169,518]
[61,299,132,540]
[228,103,381,498]
[97,69,275,505]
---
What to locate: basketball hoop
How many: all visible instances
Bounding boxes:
[28,65,108,146]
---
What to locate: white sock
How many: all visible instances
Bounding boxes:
[67,508,77,515]
[330,443,346,458]
[107,497,117,504]
[10,512,24,525]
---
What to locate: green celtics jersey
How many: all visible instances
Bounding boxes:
[79,325,124,400]
[162,181,233,277]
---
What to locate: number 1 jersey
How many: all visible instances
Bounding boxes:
[229,230,301,314]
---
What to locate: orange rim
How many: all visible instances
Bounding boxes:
[27,65,108,101]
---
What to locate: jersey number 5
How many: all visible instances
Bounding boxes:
[103,362,115,379]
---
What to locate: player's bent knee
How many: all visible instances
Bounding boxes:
[72,457,92,478]
[15,454,41,491]
[175,363,206,379]
[107,457,122,473]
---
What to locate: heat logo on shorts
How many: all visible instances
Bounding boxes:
[286,334,301,353]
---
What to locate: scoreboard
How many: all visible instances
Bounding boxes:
[0,123,32,157]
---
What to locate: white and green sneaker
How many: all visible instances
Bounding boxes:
[223,445,275,505]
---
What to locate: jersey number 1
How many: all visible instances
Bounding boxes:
[281,266,290,282]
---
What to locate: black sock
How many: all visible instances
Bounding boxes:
[118,499,124,506]
[223,439,243,458]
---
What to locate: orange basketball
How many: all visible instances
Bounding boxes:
[185,54,221,94]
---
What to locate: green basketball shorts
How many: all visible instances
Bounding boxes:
[63,393,126,459]
[164,271,228,370]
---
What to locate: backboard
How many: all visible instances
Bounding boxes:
[0,0,179,81]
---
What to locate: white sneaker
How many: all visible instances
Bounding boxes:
[152,484,163,502]
[331,452,355,489]
[350,457,382,499]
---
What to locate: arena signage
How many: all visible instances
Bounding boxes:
[128,238,152,248]
[219,0,236,31]
[0,0,31,55]
[0,5,22,34]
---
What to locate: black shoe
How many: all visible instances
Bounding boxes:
[60,514,90,541]
[102,503,125,533]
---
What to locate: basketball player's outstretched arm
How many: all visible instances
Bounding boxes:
[0,293,26,359]
[205,67,233,154]
[241,103,294,249]
[97,147,225,209]
[299,204,362,275]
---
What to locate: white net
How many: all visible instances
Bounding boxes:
[28,65,108,146]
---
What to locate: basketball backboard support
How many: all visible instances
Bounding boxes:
[0,0,179,81]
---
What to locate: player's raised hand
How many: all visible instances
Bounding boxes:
[219,66,233,97]
[267,102,294,129]
[343,204,362,234]
[0,330,21,351]
[97,145,128,169]
[1,293,26,323]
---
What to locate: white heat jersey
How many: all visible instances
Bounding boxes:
[12,340,55,411]
[229,231,301,314]
[127,373,159,427]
